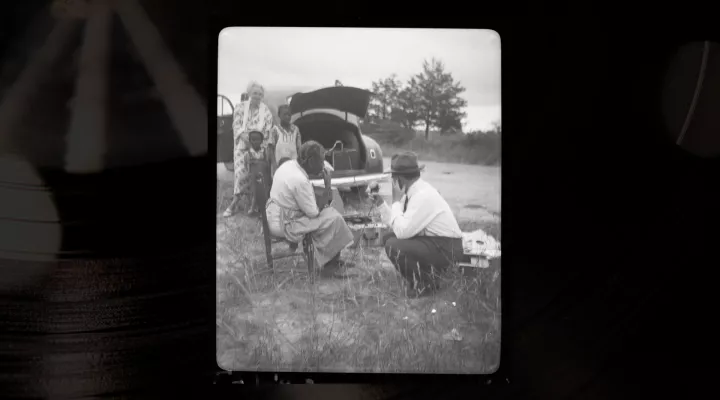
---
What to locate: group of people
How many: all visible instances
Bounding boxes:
[226,81,465,297]
[222,81,303,218]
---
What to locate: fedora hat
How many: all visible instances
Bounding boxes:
[386,151,425,175]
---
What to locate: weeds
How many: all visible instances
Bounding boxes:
[217,184,501,373]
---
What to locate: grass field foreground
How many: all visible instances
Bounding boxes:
[216,181,501,373]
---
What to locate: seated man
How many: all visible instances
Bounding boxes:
[266,141,354,278]
[371,151,464,297]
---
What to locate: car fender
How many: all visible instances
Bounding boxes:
[362,135,384,174]
[309,135,388,190]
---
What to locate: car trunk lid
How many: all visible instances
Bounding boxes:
[289,87,373,118]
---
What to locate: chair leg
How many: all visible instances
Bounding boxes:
[266,248,274,271]
[255,172,274,271]
[303,236,314,283]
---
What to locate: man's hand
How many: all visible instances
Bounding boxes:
[316,169,332,210]
[321,168,332,188]
[367,183,384,207]
[314,186,331,210]
[391,179,404,203]
[370,193,385,207]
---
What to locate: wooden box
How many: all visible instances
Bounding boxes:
[344,215,388,249]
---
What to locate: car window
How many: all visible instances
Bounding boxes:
[217,95,233,117]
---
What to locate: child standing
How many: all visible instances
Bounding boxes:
[269,104,302,175]
[269,104,335,174]
[243,130,272,216]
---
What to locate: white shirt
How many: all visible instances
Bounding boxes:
[378,178,462,240]
[269,160,319,218]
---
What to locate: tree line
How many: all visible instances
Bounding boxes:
[367,58,469,139]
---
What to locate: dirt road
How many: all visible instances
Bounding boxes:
[377,157,500,224]
[218,157,501,224]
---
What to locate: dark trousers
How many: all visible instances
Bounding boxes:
[247,161,271,211]
[382,232,464,292]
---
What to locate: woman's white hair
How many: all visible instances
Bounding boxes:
[246,81,265,96]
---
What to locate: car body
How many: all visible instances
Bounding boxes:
[217,86,389,192]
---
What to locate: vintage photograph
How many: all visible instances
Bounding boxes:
[216,27,502,374]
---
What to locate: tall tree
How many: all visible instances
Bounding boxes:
[394,77,422,129]
[369,74,401,120]
[490,120,502,135]
[368,81,383,121]
[437,107,465,134]
[414,58,468,139]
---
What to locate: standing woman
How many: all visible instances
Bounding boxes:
[223,81,275,217]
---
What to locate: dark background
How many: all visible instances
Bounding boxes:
[2,1,719,398]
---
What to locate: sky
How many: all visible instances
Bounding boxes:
[218,28,501,132]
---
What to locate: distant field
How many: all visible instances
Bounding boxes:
[362,121,500,166]
[376,156,500,223]
[378,138,500,166]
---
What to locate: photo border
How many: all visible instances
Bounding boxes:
[210,20,510,387]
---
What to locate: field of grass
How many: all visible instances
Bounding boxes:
[216,181,501,374]
[361,120,501,166]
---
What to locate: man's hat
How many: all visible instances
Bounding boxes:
[386,151,425,175]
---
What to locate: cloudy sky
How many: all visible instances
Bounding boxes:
[218,28,501,131]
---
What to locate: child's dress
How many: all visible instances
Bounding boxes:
[271,123,301,164]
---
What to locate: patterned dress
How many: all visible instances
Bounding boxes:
[232,101,274,195]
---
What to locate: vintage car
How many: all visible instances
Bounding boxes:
[217,86,389,194]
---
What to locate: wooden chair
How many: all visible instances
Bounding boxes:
[252,171,316,282]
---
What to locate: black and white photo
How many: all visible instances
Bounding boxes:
[216,27,502,374]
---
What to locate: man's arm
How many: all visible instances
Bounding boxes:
[313,186,332,209]
[294,180,321,218]
[379,191,441,239]
[316,169,332,208]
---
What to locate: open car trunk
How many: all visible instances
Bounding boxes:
[294,113,367,175]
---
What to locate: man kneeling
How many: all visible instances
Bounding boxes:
[266,141,354,278]
[371,152,464,297]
